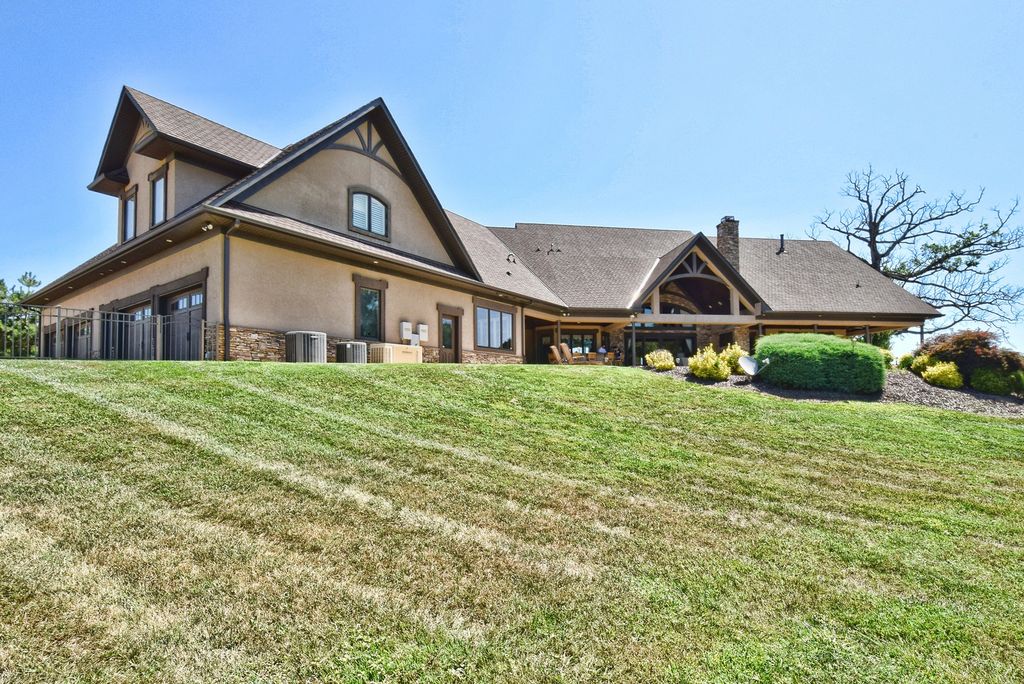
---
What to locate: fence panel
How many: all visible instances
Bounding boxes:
[0,302,208,360]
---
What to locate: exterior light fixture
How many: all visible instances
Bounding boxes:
[200,223,214,232]
[165,239,173,243]
[120,260,127,264]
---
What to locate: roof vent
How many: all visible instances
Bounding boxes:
[546,243,561,255]
[776,234,787,255]
[507,253,517,263]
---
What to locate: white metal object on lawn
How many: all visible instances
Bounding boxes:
[737,355,770,376]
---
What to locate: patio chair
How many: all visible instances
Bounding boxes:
[603,351,617,365]
[548,345,565,364]
[559,343,587,365]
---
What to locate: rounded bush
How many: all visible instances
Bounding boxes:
[970,368,1013,396]
[879,349,894,367]
[910,354,935,376]
[719,343,747,374]
[897,353,914,370]
[688,344,730,381]
[754,333,886,394]
[644,348,675,371]
[922,361,964,389]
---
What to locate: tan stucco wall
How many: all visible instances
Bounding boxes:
[122,124,164,241]
[227,238,522,354]
[244,143,455,266]
[170,159,233,215]
[45,236,223,322]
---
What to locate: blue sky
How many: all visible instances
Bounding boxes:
[1,1,1021,352]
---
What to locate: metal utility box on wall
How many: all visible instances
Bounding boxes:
[285,331,327,363]
[417,324,429,343]
[400,321,413,341]
[336,341,367,364]
[368,342,423,364]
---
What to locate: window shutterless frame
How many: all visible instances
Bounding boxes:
[353,274,388,341]
[348,187,390,241]
[149,165,168,227]
[472,297,516,354]
[120,185,138,243]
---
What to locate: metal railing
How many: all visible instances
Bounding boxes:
[1,302,209,361]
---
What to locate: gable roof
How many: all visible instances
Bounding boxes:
[739,238,940,317]
[631,233,764,310]
[209,98,481,280]
[89,86,281,195]
[489,223,696,309]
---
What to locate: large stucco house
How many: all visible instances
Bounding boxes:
[24,87,939,364]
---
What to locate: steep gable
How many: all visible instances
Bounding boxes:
[214,100,480,278]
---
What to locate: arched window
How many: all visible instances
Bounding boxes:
[350,191,388,238]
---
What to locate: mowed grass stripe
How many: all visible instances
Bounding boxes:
[1,361,1023,682]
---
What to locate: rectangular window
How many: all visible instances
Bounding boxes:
[122,188,137,242]
[475,305,514,351]
[358,287,382,340]
[151,171,166,226]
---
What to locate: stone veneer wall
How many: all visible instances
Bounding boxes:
[207,324,523,364]
[715,216,740,270]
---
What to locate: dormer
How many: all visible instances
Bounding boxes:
[89,87,280,244]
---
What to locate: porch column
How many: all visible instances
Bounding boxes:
[730,289,740,315]
[631,321,637,366]
[650,288,661,314]
[864,325,872,344]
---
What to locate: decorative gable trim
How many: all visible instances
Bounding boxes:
[632,233,765,313]
[210,100,480,280]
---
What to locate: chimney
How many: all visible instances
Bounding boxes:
[716,216,740,269]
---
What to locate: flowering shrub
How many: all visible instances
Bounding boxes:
[688,345,730,381]
[897,353,914,370]
[644,349,675,371]
[718,343,747,374]
[922,361,964,389]
[910,354,935,376]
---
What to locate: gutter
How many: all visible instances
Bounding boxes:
[222,220,240,360]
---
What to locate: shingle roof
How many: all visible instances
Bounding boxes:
[739,238,940,316]
[125,87,280,168]
[483,222,939,317]
[488,223,694,309]
[446,212,564,306]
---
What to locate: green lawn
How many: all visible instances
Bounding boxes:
[0,361,1022,683]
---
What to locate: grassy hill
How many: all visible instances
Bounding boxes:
[1,361,1022,683]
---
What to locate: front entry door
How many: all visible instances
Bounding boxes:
[439,314,459,363]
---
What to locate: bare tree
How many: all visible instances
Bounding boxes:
[812,166,1024,334]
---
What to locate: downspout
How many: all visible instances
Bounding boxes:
[222,220,239,360]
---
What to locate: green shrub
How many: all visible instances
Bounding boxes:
[879,349,894,367]
[719,343,747,374]
[1011,370,1024,397]
[897,353,914,370]
[970,368,1014,396]
[754,333,885,394]
[644,348,675,371]
[688,345,730,381]
[910,354,935,376]
[922,361,964,389]
[916,329,1024,378]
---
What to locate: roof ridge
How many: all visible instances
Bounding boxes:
[125,86,280,154]
[513,222,692,234]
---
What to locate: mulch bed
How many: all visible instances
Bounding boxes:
[657,367,1024,419]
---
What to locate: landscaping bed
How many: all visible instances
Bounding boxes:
[662,366,1024,419]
